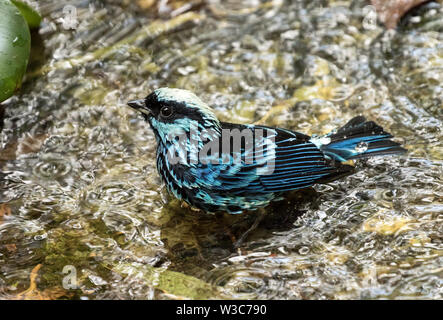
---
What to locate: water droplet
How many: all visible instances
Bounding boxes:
[355,141,368,153]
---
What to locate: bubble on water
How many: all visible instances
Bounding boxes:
[298,246,310,255]
[34,233,47,241]
[33,159,72,178]
[65,219,83,229]
[355,141,368,153]
[83,181,138,209]
[206,266,278,299]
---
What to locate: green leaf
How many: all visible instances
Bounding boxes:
[11,0,41,29]
[0,0,31,102]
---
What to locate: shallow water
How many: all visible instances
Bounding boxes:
[0,0,442,299]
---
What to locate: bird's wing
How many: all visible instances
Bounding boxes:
[190,123,338,194]
[252,125,336,192]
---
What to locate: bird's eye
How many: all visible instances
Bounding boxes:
[160,105,173,118]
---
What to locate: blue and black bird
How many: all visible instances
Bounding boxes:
[127,88,406,216]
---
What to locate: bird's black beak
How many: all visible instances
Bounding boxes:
[127,99,145,110]
[127,99,151,117]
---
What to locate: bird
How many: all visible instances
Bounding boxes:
[127,88,406,245]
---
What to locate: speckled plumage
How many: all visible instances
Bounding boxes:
[128,88,406,214]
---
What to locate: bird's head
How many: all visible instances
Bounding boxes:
[128,88,220,145]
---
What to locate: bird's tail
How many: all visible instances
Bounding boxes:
[318,116,406,162]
